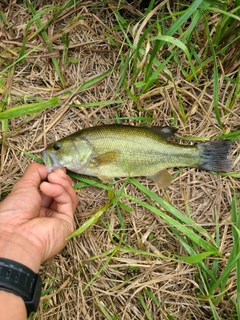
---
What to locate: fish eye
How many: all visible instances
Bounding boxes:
[53,142,61,151]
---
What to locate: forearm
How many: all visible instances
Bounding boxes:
[0,230,42,319]
[0,164,77,319]
[0,228,41,273]
[0,290,27,320]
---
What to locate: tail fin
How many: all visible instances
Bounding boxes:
[197,140,232,172]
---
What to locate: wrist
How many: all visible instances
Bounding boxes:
[0,290,27,319]
[0,258,42,317]
[0,228,41,273]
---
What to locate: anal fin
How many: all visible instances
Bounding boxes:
[147,169,172,188]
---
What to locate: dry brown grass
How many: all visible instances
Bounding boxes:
[0,1,240,319]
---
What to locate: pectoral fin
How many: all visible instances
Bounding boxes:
[145,126,177,140]
[147,169,172,188]
[89,151,120,167]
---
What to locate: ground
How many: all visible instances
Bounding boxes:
[0,1,240,319]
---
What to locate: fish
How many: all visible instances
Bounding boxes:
[42,124,232,188]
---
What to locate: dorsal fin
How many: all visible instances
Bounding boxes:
[144,126,177,140]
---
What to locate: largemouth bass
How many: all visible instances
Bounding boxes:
[42,124,232,187]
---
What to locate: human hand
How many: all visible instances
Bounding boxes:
[0,163,78,272]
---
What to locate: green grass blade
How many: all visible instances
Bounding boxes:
[170,226,217,281]
[0,10,9,25]
[209,299,220,320]
[76,68,114,93]
[139,293,153,320]
[187,34,240,81]
[174,251,216,264]
[230,194,240,319]
[146,0,205,80]
[210,251,240,293]
[204,17,222,128]
[130,178,216,244]
[26,3,65,87]
[65,201,112,240]
[0,44,41,75]
[83,247,119,293]
[143,288,162,307]
[209,214,220,289]
[0,97,59,120]
[142,52,174,92]
[95,297,114,320]
[122,194,218,253]
[215,130,240,141]
[19,150,43,163]
[71,175,219,253]
[144,289,174,320]
[150,35,197,80]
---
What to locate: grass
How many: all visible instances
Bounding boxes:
[0,0,240,319]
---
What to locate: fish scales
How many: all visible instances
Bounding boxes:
[42,124,232,187]
[76,125,200,177]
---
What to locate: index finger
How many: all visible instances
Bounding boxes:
[47,169,78,207]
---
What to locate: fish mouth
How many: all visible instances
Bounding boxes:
[42,150,64,173]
